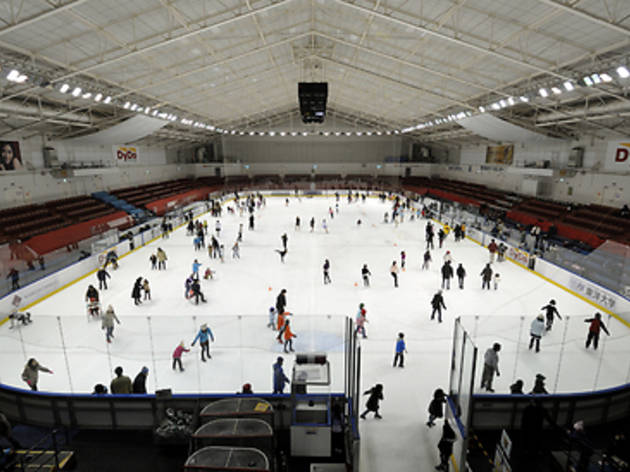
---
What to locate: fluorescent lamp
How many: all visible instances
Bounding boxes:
[152,109,158,116]
[507,97,515,106]
[123,101,130,109]
[551,87,562,95]
[539,88,549,97]
[563,81,574,91]
[519,96,529,102]
[280,132,287,136]
[71,87,82,97]
[600,73,612,82]
[491,103,501,110]
[104,96,112,104]
[130,103,138,111]
[7,69,27,83]
[94,93,103,102]
[617,66,629,78]
[59,83,70,93]
[82,92,91,99]
[478,106,485,112]
[583,76,593,86]
[591,73,601,84]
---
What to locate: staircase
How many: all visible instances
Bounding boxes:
[92,191,147,221]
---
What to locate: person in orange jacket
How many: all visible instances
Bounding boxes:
[276,311,292,343]
[283,319,297,353]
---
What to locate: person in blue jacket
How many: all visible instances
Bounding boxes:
[273,357,290,394]
[393,332,407,368]
[191,323,214,362]
[192,259,202,277]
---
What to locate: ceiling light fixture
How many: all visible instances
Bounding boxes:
[71,87,82,97]
[600,73,612,83]
[563,81,574,91]
[82,92,91,99]
[59,83,70,93]
[591,73,601,84]
[617,66,629,78]
[6,69,28,83]
[551,87,562,95]
[94,93,102,102]
[104,96,112,104]
[539,88,549,97]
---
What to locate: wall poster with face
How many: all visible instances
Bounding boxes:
[0,141,23,171]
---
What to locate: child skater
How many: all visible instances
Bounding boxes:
[360,384,384,419]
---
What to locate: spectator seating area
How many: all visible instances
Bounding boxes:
[110,179,197,209]
[401,176,630,250]
[0,195,119,245]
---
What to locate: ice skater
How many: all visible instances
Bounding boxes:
[480,264,493,290]
[150,253,157,270]
[529,314,545,353]
[97,267,111,290]
[431,290,447,322]
[360,384,384,419]
[585,313,610,350]
[456,263,466,289]
[390,261,399,287]
[530,374,548,394]
[355,303,368,338]
[541,300,562,331]
[142,279,151,301]
[480,343,501,392]
[322,219,328,233]
[282,319,297,353]
[191,279,207,304]
[295,216,300,230]
[487,239,498,263]
[323,259,331,284]
[215,220,222,237]
[493,273,500,290]
[435,420,456,471]
[400,251,406,270]
[422,250,432,270]
[101,305,120,343]
[310,217,315,232]
[191,323,214,361]
[362,264,371,287]
[8,309,32,329]
[267,307,276,330]
[21,358,53,391]
[192,259,202,277]
[172,341,190,372]
[276,289,287,314]
[441,261,453,290]
[281,233,288,250]
[131,277,143,305]
[427,388,446,427]
[232,241,240,259]
[157,248,167,270]
[275,248,288,263]
[393,333,406,367]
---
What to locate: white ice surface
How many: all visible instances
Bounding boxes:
[1,195,629,472]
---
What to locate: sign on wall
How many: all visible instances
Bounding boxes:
[605,140,630,171]
[485,145,513,165]
[112,145,138,164]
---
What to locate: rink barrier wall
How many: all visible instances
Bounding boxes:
[469,381,630,431]
[0,381,345,431]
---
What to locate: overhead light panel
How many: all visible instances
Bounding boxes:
[600,73,612,83]
[617,66,629,78]
[491,102,501,110]
[583,76,593,86]
[130,103,138,111]
[551,87,562,95]
[539,88,549,97]
[59,83,70,93]
[519,96,529,102]
[591,73,601,84]
[123,101,131,109]
[563,81,574,91]
[478,106,485,112]
[94,93,102,102]
[7,69,28,83]
[82,92,91,99]
[71,87,82,97]
[104,96,112,104]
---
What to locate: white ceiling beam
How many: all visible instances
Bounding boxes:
[537,0,630,37]
[331,0,573,80]
[0,0,89,37]
[48,0,295,82]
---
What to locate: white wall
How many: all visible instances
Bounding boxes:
[221,136,408,163]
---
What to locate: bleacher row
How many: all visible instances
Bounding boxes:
[1,174,627,254]
[402,176,630,249]
[0,177,223,247]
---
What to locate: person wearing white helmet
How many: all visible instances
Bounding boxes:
[529,314,546,353]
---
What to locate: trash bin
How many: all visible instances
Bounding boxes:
[184,446,269,471]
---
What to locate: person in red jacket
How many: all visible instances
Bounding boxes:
[283,319,297,353]
[172,341,190,372]
[585,313,610,350]
[487,239,498,263]
[276,311,292,343]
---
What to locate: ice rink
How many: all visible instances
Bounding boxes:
[1,194,629,472]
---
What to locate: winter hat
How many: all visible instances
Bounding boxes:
[276,356,283,363]
[201,323,208,330]
[269,307,275,312]
[359,303,365,309]
[398,332,404,338]
[536,373,545,380]
[141,366,149,374]
[537,314,544,320]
